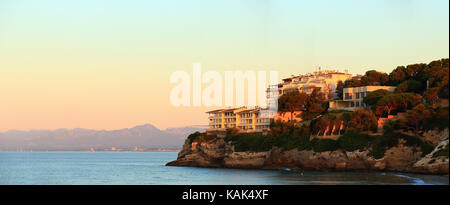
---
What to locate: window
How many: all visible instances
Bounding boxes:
[345,93,352,100]
[356,93,360,99]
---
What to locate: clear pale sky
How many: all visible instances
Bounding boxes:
[0,0,448,131]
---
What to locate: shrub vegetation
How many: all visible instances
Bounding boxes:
[188,132,216,144]
[338,128,375,152]
[313,139,339,152]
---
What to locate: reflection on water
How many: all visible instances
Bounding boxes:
[0,152,448,185]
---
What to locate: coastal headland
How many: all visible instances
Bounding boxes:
[167,59,449,175]
[166,128,449,174]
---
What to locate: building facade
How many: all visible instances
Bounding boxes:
[207,107,274,133]
[206,68,363,133]
[329,86,396,111]
[278,69,352,99]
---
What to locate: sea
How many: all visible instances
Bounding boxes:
[0,152,448,185]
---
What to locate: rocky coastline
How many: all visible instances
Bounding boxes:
[166,129,449,175]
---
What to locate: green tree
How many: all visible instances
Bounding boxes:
[375,94,401,116]
[405,63,426,79]
[395,80,423,93]
[278,91,308,122]
[422,59,449,98]
[398,93,422,111]
[363,89,392,107]
[423,87,440,106]
[344,79,362,88]
[375,93,421,116]
[349,109,378,133]
[301,89,327,120]
[405,104,433,136]
[269,120,295,136]
[336,80,344,99]
[388,66,407,85]
[360,70,389,86]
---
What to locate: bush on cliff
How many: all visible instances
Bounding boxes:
[382,119,403,134]
[338,128,374,152]
[187,132,203,143]
[274,134,309,151]
[313,139,339,152]
[370,142,386,159]
[225,133,273,152]
[296,135,315,151]
[275,133,315,151]
[224,122,316,152]
[277,124,314,151]
[393,133,434,157]
[187,132,216,144]
[269,121,315,151]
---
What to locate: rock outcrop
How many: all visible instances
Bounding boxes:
[166,130,449,174]
[411,133,449,174]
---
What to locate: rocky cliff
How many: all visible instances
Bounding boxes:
[166,129,449,174]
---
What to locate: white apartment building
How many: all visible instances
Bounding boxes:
[206,68,357,133]
[329,86,396,111]
[206,107,274,133]
[278,69,352,99]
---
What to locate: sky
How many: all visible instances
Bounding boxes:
[0,0,448,131]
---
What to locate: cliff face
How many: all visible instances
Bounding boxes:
[166,129,449,174]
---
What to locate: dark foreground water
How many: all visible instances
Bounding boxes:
[0,152,448,185]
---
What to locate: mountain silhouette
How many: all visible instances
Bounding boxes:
[0,124,207,151]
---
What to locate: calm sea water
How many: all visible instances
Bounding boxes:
[0,152,448,185]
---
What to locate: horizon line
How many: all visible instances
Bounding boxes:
[0,123,209,133]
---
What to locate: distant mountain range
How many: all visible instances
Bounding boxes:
[0,124,207,151]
